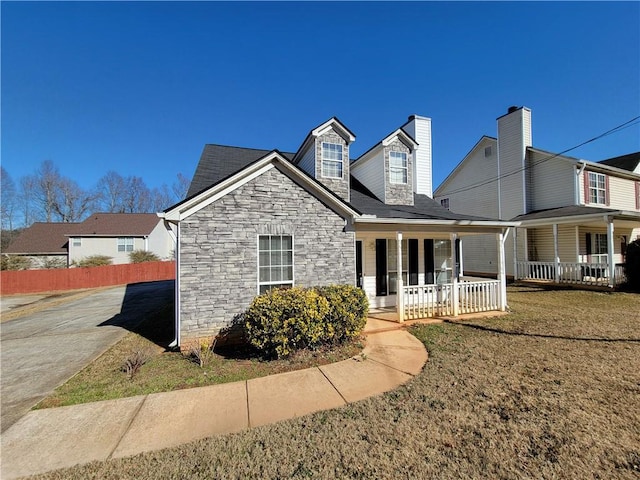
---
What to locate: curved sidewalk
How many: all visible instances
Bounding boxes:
[1,327,427,480]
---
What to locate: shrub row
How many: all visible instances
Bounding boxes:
[244,284,368,359]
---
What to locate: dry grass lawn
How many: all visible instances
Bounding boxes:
[32,286,640,479]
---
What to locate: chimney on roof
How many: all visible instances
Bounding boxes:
[403,114,433,197]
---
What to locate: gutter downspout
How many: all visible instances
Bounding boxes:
[163,219,180,349]
[576,161,587,205]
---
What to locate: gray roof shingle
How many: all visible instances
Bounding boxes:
[598,151,640,172]
[4,223,77,254]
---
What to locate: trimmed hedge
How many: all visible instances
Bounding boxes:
[245,285,369,359]
[624,239,640,292]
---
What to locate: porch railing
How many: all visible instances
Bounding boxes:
[515,261,625,287]
[403,280,500,320]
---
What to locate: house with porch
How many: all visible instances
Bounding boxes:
[434,106,640,287]
[160,115,518,346]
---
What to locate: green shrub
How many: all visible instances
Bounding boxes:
[245,287,330,359]
[73,255,113,267]
[315,285,369,344]
[244,285,369,359]
[624,239,640,292]
[41,257,67,269]
[129,250,161,263]
[0,255,32,270]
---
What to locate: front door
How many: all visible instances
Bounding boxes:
[356,240,363,288]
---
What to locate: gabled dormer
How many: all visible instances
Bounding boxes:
[351,128,418,206]
[292,117,356,202]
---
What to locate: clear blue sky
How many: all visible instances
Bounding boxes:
[2,1,639,194]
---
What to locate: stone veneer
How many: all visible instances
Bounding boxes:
[179,165,355,340]
[384,139,414,206]
[314,131,350,202]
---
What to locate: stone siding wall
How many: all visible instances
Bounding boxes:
[384,140,414,206]
[179,165,355,340]
[315,131,350,202]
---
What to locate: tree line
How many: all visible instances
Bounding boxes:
[1,159,190,232]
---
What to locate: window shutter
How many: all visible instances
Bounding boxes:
[375,239,387,296]
[586,233,592,256]
[408,239,419,285]
[454,238,461,280]
[636,182,640,210]
[424,239,435,284]
[583,171,590,204]
[605,175,610,206]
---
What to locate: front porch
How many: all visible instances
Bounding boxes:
[516,260,626,287]
[354,219,514,323]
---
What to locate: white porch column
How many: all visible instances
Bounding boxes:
[397,231,404,323]
[497,231,507,312]
[513,228,518,280]
[553,224,560,283]
[607,218,615,287]
[451,233,459,317]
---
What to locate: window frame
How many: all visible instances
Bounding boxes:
[257,234,294,294]
[117,237,134,252]
[592,233,608,264]
[440,198,450,210]
[389,151,408,185]
[321,142,344,179]
[71,237,82,247]
[588,172,607,205]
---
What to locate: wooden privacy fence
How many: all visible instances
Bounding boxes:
[1,261,176,295]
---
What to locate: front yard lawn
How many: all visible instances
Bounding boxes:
[34,286,640,479]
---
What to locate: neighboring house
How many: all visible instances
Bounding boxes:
[67,213,173,265]
[160,116,518,346]
[4,213,174,268]
[3,222,76,269]
[434,106,640,287]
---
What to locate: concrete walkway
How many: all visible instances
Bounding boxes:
[0,325,427,480]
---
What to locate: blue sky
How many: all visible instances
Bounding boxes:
[2,1,639,194]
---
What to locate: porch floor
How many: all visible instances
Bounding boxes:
[364,308,509,334]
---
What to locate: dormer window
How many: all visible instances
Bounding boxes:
[321,142,343,179]
[389,151,408,184]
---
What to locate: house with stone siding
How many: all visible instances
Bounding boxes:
[160,116,518,347]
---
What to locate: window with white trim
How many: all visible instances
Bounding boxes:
[389,151,408,184]
[258,235,293,294]
[72,237,81,247]
[387,238,408,295]
[440,198,450,210]
[117,237,134,252]
[592,233,608,264]
[321,142,343,179]
[588,172,606,205]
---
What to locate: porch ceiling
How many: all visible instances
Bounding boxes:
[353,221,510,235]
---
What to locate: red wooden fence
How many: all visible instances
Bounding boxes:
[1,261,176,295]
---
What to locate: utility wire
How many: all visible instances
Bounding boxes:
[439,116,640,197]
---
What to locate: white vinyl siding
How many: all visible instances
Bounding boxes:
[607,175,640,210]
[402,116,432,196]
[297,144,316,178]
[527,149,576,211]
[527,226,576,263]
[258,235,293,294]
[352,150,386,202]
[497,108,531,220]
[321,142,343,179]
[389,151,408,184]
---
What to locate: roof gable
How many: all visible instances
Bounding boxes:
[163,151,359,222]
[434,136,496,195]
[598,151,640,174]
[292,117,356,164]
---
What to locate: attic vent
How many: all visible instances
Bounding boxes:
[484,146,492,157]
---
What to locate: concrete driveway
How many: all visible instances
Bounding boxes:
[0,280,174,432]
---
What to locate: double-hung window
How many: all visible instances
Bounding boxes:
[588,172,607,205]
[258,235,293,294]
[72,237,82,247]
[389,151,408,184]
[117,237,134,252]
[593,233,608,264]
[321,142,343,179]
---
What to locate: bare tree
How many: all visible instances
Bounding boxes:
[18,175,39,227]
[1,167,16,230]
[172,173,191,201]
[97,171,127,213]
[34,160,61,222]
[150,184,173,212]
[122,176,151,213]
[51,177,99,222]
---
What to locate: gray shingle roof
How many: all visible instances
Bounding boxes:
[598,151,640,172]
[187,145,295,197]
[512,206,618,222]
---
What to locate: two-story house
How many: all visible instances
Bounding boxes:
[160,116,519,346]
[434,106,640,287]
